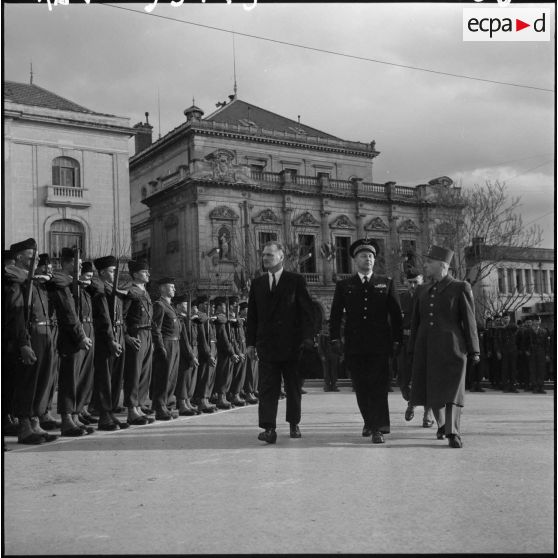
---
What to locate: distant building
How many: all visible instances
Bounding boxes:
[3,80,133,264]
[466,238,555,326]
[129,94,462,314]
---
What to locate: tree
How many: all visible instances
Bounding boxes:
[475,285,535,321]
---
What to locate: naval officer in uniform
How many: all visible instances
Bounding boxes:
[329,238,402,443]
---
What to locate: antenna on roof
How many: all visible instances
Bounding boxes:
[232,32,238,99]
[30,61,33,85]
[157,89,161,139]
[298,115,301,124]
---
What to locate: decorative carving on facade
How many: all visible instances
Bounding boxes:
[209,206,239,221]
[292,211,320,228]
[164,213,178,228]
[217,226,232,260]
[329,214,356,230]
[252,208,282,225]
[189,149,256,184]
[397,219,420,233]
[364,216,389,232]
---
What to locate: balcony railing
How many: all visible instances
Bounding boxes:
[45,185,91,208]
[302,272,321,284]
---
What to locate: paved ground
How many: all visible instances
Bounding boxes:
[3,387,555,555]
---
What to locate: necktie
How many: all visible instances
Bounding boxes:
[271,273,277,292]
[363,276,369,285]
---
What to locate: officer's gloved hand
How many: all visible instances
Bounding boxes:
[300,338,315,351]
[330,339,342,355]
[468,353,480,363]
[20,345,37,365]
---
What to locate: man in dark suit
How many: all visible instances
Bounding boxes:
[246,241,315,443]
[409,245,480,449]
[329,239,402,444]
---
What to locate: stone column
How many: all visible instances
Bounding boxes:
[320,210,331,285]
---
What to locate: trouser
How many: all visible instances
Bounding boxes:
[214,354,233,395]
[93,340,125,413]
[258,359,301,429]
[432,403,462,436]
[501,349,518,388]
[324,353,340,387]
[45,325,59,413]
[12,326,55,418]
[529,349,547,389]
[123,329,153,408]
[489,357,501,387]
[346,353,390,433]
[58,345,94,415]
[517,353,529,386]
[244,357,258,394]
[151,339,180,411]
[194,356,217,399]
[397,338,412,391]
[3,351,17,420]
[230,357,247,395]
[175,362,198,400]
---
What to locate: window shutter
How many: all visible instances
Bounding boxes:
[52,165,60,185]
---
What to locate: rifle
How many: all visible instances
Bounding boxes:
[109,258,120,331]
[72,248,81,318]
[23,245,38,329]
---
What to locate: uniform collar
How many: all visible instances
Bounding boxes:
[357,272,373,283]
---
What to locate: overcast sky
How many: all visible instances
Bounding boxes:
[3,1,555,247]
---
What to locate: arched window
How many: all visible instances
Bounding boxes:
[52,157,80,188]
[50,219,85,264]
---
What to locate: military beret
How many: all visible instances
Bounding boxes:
[424,245,454,265]
[10,238,37,254]
[173,294,188,304]
[61,247,78,260]
[81,261,94,274]
[405,267,422,279]
[239,301,248,310]
[349,238,379,258]
[157,276,175,285]
[228,295,239,304]
[94,255,117,271]
[37,253,50,266]
[128,259,150,274]
[213,296,226,306]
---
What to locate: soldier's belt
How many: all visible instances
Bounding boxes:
[32,320,53,327]
[163,337,180,341]
[82,318,93,323]
[134,325,151,330]
[113,321,123,327]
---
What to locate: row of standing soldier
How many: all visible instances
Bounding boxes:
[3,240,259,445]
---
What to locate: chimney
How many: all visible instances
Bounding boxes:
[134,112,153,154]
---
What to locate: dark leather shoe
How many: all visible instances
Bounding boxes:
[362,426,372,437]
[61,426,85,437]
[448,434,463,448]
[436,427,445,440]
[179,408,197,416]
[41,433,59,442]
[404,406,414,422]
[245,394,259,404]
[140,407,154,415]
[114,419,130,429]
[80,425,95,435]
[127,416,148,426]
[290,425,301,438]
[258,429,277,444]
[155,412,172,421]
[18,433,45,445]
[98,422,119,431]
[80,412,98,424]
[371,431,385,444]
[422,418,434,428]
[40,420,61,431]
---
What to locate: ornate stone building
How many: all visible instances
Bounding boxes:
[130,95,461,314]
[3,80,133,263]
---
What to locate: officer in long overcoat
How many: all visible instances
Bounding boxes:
[409,245,480,448]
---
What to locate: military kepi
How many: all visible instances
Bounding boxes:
[349,238,379,258]
[94,255,117,271]
[9,238,37,253]
[424,245,454,265]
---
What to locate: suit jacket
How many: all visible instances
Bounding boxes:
[246,270,314,362]
[329,273,402,356]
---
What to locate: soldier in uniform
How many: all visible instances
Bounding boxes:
[123,259,155,425]
[228,295,248,407]
[493,312,520,393]
[213,296,240,409]
[151,277,181,420]
[469,320,487,392]
[409,246,480,449]
[240,301,259,404]
[91,256,129,430]
[35,253,62,431]
[51,247,95,436]
[516,318,531,390]
[524,314,550,394]
[174,294,199,416]
[4,238,58,444]
[192,295,218,413]
[329,238,402,444]
[398,269,434,427]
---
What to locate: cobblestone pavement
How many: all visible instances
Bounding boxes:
[3,388,554,555]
